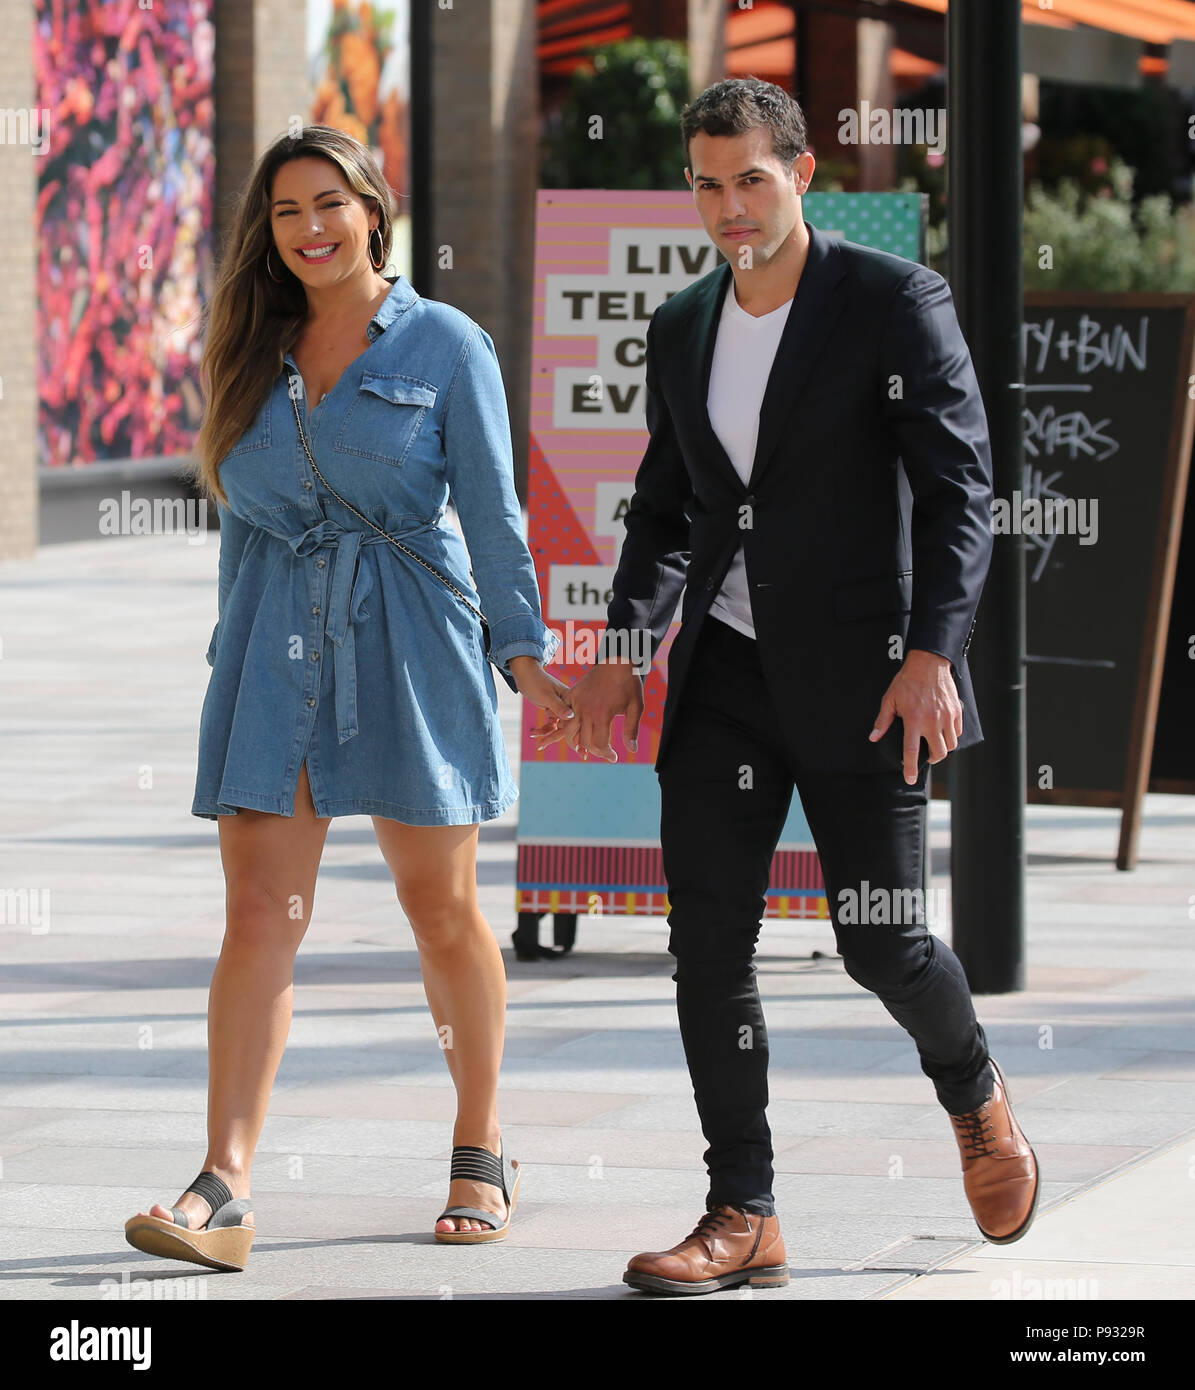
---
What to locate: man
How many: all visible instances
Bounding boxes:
[533,78,1038,1296]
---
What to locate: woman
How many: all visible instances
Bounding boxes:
[123,126,573,1271]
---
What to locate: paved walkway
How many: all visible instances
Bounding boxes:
[1,533,1193,1300]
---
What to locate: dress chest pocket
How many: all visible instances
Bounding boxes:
[224,395,272,458]
[335,371,438,467]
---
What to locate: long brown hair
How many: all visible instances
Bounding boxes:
[187,125,398,506]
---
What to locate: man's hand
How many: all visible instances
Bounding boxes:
[869,648,962,784]
[530,659,644,763]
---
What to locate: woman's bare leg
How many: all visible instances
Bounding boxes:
[371,817,507,1234]
[134,762,332,1228]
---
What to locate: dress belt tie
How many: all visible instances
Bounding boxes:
[286,515,440,744]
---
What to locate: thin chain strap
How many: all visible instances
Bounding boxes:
[288,387,490,649]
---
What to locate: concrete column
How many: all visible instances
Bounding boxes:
[213,0,308,248]
[687,0,727,97]
[856,16,896,190]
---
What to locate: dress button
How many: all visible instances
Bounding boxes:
[312,605,321,615]
[306,697,316,708]
[303,480,313,490]
[310,651,320,661]
[316,558,326,568]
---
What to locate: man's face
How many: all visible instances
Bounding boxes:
[684,127,812,265]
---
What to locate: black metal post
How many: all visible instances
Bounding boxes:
[946,1,1027,992]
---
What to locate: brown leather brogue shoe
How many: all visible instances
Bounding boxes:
[623,1206,789,1294]
[950,1056,1039,1244]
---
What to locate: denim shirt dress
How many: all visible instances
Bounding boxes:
[191,274,559,824]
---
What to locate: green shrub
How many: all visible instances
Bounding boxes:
[900,154,1195,289]
[541,39,691,191]
[1023,158,1195,290]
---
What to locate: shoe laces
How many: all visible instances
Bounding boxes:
[951,1105,999,1159]
[686,1207,738,1246]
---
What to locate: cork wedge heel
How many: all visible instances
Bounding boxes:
[124,1170,254,1273]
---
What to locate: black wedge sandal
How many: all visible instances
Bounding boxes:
[124,1170,255,1272]
[434,1144,520,1244]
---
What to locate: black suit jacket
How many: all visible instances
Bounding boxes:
[603,219,995,775]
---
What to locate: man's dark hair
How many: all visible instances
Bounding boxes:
[680,77,808,174]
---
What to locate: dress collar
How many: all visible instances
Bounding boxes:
[366,273,417,342]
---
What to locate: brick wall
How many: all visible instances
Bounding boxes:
[431,0,538,497]
[213,0,308,251]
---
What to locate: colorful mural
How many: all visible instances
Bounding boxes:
[34,0,411,472]
[35,0,216,470]
[308,0,411,279]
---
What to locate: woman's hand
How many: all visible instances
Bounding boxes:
[508,655,576,733]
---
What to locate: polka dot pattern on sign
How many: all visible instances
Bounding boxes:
[804,192,923,259]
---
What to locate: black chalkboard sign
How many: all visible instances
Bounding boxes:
[1150,453,1195,793]
[1020,294,1195,869]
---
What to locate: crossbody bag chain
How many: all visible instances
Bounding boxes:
[288,386,491,654]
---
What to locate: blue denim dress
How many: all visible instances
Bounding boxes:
[191,275,558,824]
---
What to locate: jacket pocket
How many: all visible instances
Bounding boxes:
[205,622,219,667]
[335,372,438,467]
[833,570,912,622]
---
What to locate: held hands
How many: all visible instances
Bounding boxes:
[508,655,575,731]
[528,659,644,763]
[870,648,963,784]
[517,647,958,780]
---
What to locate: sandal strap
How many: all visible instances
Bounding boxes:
[184,1170,234,1220]
[436,1205,502,1229]
[449,1145,505,1196]
[207,1196,253,1230]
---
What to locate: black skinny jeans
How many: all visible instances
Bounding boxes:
[658,614,995,1217]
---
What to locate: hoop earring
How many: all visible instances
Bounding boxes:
[266,246,286,283]
[369,226,384,270]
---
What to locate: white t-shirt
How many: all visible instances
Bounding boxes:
[705,282,793,639]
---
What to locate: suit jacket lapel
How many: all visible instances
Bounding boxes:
[680,219,849,499]
[680,256,739,495]
[749,221,849,493]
